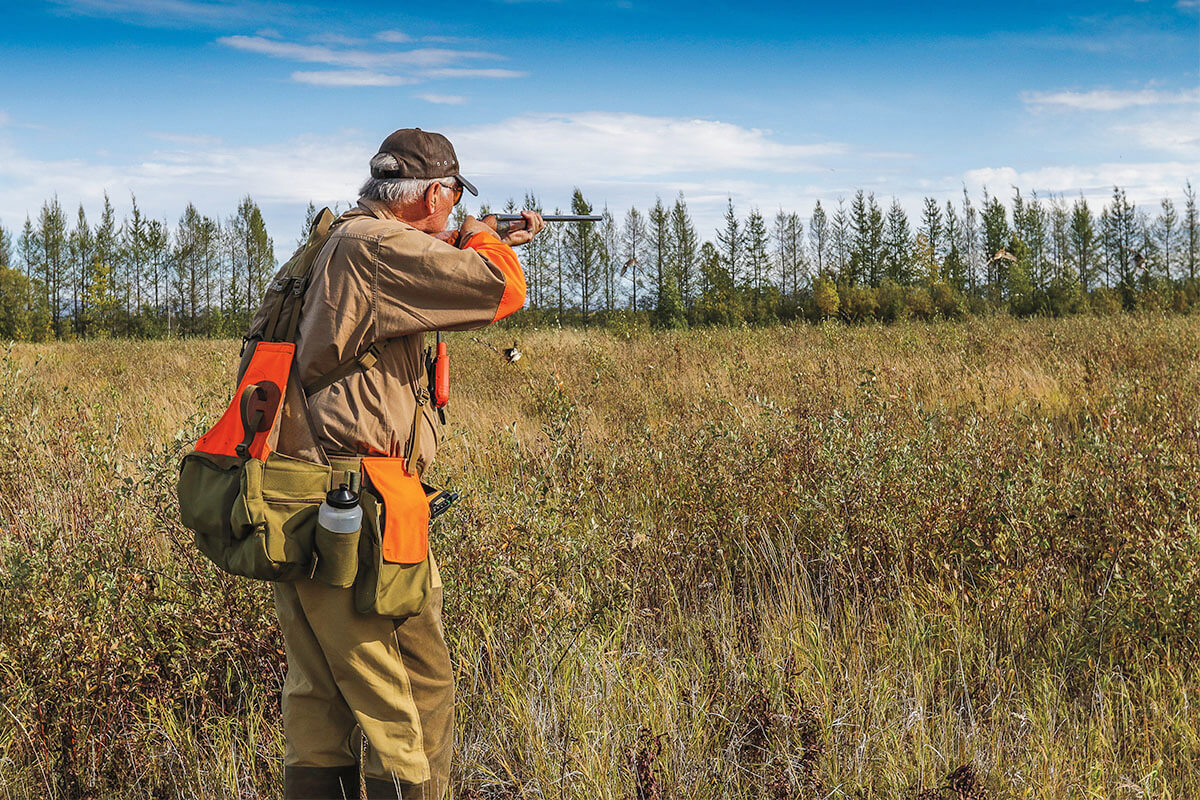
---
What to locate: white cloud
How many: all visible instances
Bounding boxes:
[417,94,467,105]
[292,71,419,87]
[217,35,499,70]
[148,131,223,146]
[308,33,367,47]
[1023,86,1200,111]
[420,68,527,79]
[50,0,278,27]
[1115,115,1200,154]
[376,30,413,43]
[446,112,846,182]
[963,161,1199,206]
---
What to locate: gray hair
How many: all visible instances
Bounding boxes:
[359,153,456,206]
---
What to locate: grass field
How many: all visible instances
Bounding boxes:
[2,315,1199,799]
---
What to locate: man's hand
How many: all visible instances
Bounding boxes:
[452,215,496,245]
[486,211,546,248]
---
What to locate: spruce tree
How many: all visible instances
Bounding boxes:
[567,189,602,320]
[90,194,119,336]
[669,194,698,313]
[919,197,943,283]
[883,199,913,285]
[716,198,743,287]
[69,205,93,337]
[744,209,771,320]
[1184,181,1197,281]
[649,197,670,316]
[830,199,850,280]
[620,207,646,311]
[1157,198,1177,280]
[808,200,829,277]
[37,197,68,337]
[1069,196,1097,291]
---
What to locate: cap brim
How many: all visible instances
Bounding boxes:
[456,174,478,196]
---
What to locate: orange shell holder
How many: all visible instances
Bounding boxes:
[361,457,431,564]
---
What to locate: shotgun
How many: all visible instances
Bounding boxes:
[493,214,602,237]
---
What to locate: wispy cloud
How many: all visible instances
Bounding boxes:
[447,112,846,183]
[0,111,10,127]
[216,34,519,86]
[420,68,527,79]
[292,70,419,87]
[148,131,223,146]
[218,35,498,69]
[308,33,367,47]
[1115,116,1200,154]
[49,0,281,27]
[376,30,413,43]
[416,93,467,105]
[1023,86,1200,111]
[963,161,1199,202]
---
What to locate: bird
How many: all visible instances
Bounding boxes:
[503,341,522,363]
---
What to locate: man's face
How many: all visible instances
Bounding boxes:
[406,179,462,234]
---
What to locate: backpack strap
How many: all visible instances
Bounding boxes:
[304,338,405,396]
[262,208,338,343]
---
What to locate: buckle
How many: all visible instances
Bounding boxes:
[359,345,380,370]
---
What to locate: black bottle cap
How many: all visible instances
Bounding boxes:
[326,483,359,509]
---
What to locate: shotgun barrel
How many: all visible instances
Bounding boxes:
[492,213,602,238]
[493,214,603,223]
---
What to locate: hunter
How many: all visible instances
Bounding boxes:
[274,128,543,799]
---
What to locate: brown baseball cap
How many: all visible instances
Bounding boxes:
[371,128,478,196]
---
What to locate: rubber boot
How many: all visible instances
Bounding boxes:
[363,776,400,799]
[364,777,447,800]
[284,764,360,799]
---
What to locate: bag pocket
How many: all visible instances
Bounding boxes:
[226,453,331,581]
[177,451,242,570]
[354,458,432,618]
[313,524,361,588]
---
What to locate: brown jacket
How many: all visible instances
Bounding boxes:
[272,199,525,468]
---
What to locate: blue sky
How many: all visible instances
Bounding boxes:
[0,0,1196,249]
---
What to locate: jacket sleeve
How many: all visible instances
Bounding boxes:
[372,227,526,337]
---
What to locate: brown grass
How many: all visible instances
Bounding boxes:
[1,313,1199,798]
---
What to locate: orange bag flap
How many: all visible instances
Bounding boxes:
[362,457,430,565]
[195,341,294,460]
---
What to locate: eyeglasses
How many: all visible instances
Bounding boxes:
[443,180,463,207]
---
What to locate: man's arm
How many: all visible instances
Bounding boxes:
[371,223,527,337]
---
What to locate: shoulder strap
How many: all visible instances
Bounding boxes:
[304,337,407,396]
[261,208,339,343]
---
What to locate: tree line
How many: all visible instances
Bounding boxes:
[0,194,274,340]
[1,183,1196,340]
[498,183,1199,327]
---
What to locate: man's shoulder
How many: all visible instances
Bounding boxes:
[335,211,414,240]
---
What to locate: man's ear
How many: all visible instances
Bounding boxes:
[424,182,442,216]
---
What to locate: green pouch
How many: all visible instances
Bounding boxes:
[178,451,242,568]
[178,450,331,581]
[313,524,361,588]
[354,488,432,619]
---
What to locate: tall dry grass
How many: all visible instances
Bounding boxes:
[1,315,1198,799]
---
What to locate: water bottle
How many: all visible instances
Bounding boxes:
[314,483,362,587]
[319,483,362,534]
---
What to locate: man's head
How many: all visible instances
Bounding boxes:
[359,128,478,233]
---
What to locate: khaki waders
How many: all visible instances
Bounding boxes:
[273,562,453,800]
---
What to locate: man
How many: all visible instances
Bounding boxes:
[274,128,544,799]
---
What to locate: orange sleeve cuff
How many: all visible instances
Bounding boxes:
[464,232,526,322]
